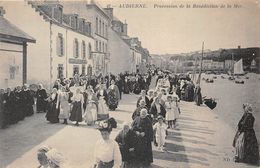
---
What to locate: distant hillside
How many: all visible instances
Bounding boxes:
[152,47,260,62]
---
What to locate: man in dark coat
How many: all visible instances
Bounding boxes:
[132,109,153,167]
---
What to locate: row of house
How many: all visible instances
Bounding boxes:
[154,46,260,73]
[0,1,151,89]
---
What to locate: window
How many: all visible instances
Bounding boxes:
[102,42,104,52]
[95,40,98,51]
[79,19,85,32]
[99,41,101,52]
[105,43,107,53]
[88,43,92,59]
[82,65,86,76]
[82,41,86,59]
[99,20,101,35]
[56,33,64,56]
[105,25,108,38]
[102,22,104,36]
[73,38,79,58]
[96,17,98,34]
[9,65,16,79]
[57,64,64,79]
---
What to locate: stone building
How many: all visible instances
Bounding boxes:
[61,1,110,76]
[1,1,94,89]
[0,7,35,88]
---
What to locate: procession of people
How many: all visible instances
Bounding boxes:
[1,68,259,167]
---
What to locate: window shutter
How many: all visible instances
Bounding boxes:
[56,35,60,56]
[60,36,64,56]
[73,39,76,58]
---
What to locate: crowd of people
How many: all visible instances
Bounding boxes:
[0,84,34,128]
[0,72,152,128]
[2,68,258,167]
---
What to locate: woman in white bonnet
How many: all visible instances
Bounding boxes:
[233,103,259,165]
[46,148,65,168]
[37,145,52,168]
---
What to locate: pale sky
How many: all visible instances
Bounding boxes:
[1,0,259,54]
[97,0,260,54]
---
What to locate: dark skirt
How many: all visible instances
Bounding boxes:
[69,101,82,122]
[46,101,59,123]
[135,137,153,165]
[25,104,34,117]
[235,130,259,165]
[108,92,118,110]
[123,83,130,94]
[15,103,25,121]
[36,98,47,112]
[133,83,141,95]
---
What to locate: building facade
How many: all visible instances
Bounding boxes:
[61,1,111,76]
[103,7,132,74]
[0,7,35,88]
[1,1,94,89]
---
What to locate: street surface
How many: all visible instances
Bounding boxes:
[0,82,258,168]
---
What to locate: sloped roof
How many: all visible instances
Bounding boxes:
[0,16,36,43]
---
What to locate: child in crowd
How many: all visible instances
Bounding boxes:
[165,95,179,128]
[153,115,168,152]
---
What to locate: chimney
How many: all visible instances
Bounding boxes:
[103,7,113,18]
[122,21,128,36]
[0,6,6,16]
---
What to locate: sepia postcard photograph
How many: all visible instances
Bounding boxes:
[0,0,259,167]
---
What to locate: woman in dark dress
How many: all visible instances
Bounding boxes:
[123,77,130,94]
[133,76,142,95]
[36,84,48,113]
[233,104,259,165]
[0,89,6,128]
[3,88,15,125]
[107,80,120,111]
[22,84,34,117]
[46,88,59,123]
[14,86,25,122]
[131,109,153,167]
